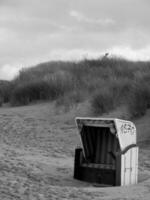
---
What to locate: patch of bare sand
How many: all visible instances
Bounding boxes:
[0,102,150,199]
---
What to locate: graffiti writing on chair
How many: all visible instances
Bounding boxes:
[120,123,135,135]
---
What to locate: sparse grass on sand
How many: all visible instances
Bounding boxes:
[0,102,150,199]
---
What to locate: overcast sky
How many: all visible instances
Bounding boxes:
[0,0,150,80]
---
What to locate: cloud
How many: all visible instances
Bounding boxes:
[70,10,115,26]
[110,46,150,61]
[0,64,21,80]
[0,0,150,80]
[46,46,150,62]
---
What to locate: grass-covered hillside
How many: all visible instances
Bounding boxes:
[0,80,12,106]
[1,57,150,118]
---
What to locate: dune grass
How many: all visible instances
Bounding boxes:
[0,80,13,105]
[0,57,150,118]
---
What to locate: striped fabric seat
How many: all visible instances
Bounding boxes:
[81,126,119,166]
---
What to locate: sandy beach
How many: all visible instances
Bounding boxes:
[0,102,150,200]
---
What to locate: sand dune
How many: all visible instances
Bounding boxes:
[0,102,150,199]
